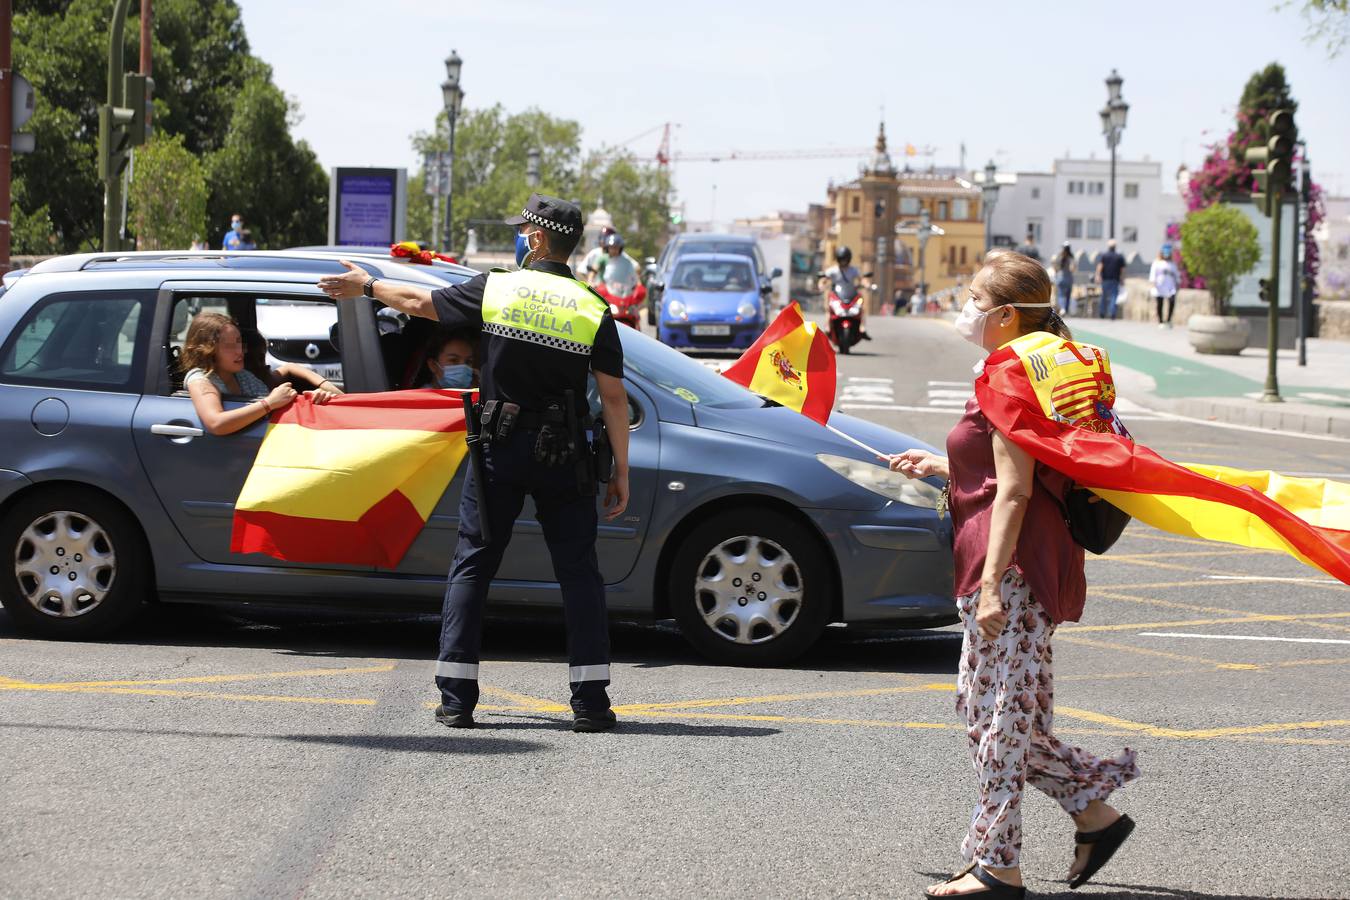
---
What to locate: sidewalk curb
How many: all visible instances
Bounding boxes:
[1132,391,1350,439]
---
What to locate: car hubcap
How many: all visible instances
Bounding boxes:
[14,511,116,618]
[694,535,803,644]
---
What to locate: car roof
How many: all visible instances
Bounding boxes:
[672,253,754,264]
[674,233,756,245]
[23,250,460,288]
[288,246,479,280]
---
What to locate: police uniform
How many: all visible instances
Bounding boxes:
[431,194,624,724]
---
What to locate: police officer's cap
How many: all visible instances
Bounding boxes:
[505,193,583,236]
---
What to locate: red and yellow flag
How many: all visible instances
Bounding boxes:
[977,332,1350,583]
[230,391,469,568]
[722,302,836,425]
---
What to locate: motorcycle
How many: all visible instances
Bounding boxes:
[824,272,870,354]
[594,279,647,330]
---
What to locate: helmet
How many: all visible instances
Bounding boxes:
[835,246,852,266]
[603,233,625,250]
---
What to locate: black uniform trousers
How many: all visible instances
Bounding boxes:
[435,428,611,714]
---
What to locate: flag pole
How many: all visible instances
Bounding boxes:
[825,423,885,459]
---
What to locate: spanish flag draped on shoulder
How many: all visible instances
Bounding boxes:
[230,391,469,569]
[978,331,1350,584]
[721,302,836,425]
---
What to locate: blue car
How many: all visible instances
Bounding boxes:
[658,253,770,351]
[0,251,954,666]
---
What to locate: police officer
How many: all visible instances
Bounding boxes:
[318,193,630,733]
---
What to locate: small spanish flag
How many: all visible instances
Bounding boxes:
[722,302,836,425]
[978,332,1350,583]
[231,391,469,568]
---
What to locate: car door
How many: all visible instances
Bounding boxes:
[389,377,658,586]
[130,281,371,571]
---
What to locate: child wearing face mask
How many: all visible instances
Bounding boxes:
[415,327,478,390]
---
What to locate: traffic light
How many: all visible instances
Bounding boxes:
[98,73,152,181]
[1246,108,1296,217]
[1258,278,1271,304]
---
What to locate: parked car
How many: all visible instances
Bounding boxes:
[657,253,773,352]
[647,233,781,326]
[0,251,954,664]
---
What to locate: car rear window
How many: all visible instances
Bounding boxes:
[0,291,151,391]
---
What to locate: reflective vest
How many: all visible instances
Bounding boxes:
[482,269,608,356]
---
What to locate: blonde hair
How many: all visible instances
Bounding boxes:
[980,252,1073,340]
[179,312,239,375]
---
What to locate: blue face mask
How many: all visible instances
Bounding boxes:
[231,220,242,233]
[437,364,473,390]
[514,232,532,267]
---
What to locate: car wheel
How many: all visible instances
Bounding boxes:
[669,509,831,665]
[0,488,149,639]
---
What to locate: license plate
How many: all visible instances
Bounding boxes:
[691,324,730,336]
[316,364,343,382]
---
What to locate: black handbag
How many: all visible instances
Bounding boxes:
[1060,486,1131,555]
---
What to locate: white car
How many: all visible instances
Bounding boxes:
[255,299,343,387]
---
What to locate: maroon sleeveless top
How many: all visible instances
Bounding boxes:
[946,397,1086,623]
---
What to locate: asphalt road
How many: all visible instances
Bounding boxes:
[3,314,1348,899]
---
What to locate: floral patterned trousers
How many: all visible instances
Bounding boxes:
[956,569,1140,868]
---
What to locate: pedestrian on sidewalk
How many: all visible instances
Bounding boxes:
[1055,243,1075,316]
[1150,244,1180,329]
[1094,239,1126,319]
[881,252,1138,899]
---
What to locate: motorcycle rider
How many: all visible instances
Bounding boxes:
[582,225,617,282]
[590,232,640,294]
[820,246,872,341]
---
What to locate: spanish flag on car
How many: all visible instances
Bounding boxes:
[722,302,836,425]
[231,391,469,568]
[978,331,1350,583]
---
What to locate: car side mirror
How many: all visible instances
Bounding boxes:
[759,283,774,294]
[769,267,783,280]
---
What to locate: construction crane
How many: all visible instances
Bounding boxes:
[620,122,937,166]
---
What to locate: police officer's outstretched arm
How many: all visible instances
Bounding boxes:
[595,370,630,521]
[318,260,440,319]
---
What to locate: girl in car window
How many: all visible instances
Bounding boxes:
[412,327,478,390]
[181,312,338,436]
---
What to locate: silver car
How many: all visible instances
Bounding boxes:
[0,251,954,665]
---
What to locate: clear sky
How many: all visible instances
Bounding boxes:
[239,0,1350,225]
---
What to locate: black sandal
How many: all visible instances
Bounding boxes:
[1068,813,1135,889]
[923,863,1026,899]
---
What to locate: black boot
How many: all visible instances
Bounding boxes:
[572,709,618,733]
[434,704,476,729]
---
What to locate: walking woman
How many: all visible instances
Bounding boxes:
[1054,243,1075,316]
[884,252,1138,898]
[1150,244,1180,329]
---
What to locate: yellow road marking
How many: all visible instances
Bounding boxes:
[0,682,375,705]
[480,686,565,711]
[616,682,954,713]
[36,664,397,689]
[1060,610,1350,635]
[1057,706,1350,740]
[1055,634,1251,668]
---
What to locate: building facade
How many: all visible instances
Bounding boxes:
[981,158,1179,263]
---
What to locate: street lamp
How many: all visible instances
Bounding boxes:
[981,159,999,254]
[917,206,932,299]
[440,50,465,253]
[1100,68,1129,240]
[526,147,541,188]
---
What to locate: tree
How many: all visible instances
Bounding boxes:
[128,132,207,250]
[1179,204,1260,315]
[1288,0,1349,57]
[11,0,315,254]
[575,151,671,260]
[205,76,328,249]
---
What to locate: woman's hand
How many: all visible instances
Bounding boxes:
[879,449,947,480]
[975,584,1008,641]
[305,380,343,405]
[266,383,297,410]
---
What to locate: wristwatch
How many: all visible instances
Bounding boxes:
[362,276,379,298]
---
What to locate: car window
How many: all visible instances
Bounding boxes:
[673,241,758,269]
[0,292,149,391]
[670,260,755,292]
[620,331,760,409]
[165,295,344,394]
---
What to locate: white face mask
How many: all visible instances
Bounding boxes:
[954,298,1053,350]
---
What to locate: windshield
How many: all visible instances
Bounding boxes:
[670,259,754,292]
[619,328,761,409]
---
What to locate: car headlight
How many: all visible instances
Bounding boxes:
[737,300,758,319]
[666,299,688,320]
[815,453,945,509]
